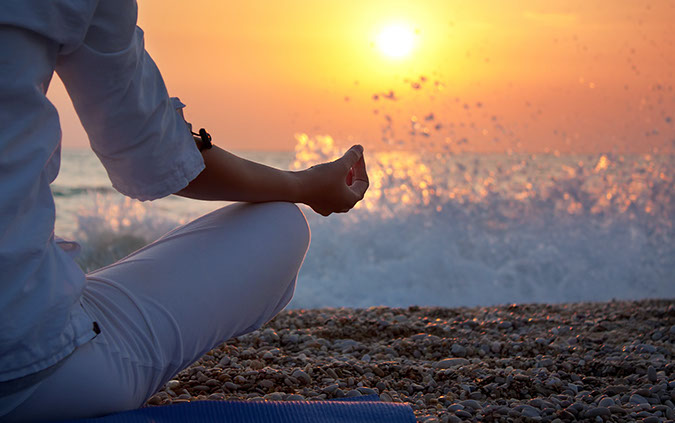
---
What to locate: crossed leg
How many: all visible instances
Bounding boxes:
[6,202,310,421]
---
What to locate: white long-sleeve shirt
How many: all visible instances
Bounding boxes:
[0,0,205,386]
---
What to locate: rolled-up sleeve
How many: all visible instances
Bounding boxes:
[56,25,205,201]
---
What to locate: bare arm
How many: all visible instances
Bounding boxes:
[176,144,369,216]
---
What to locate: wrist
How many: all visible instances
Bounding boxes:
[288,170,307,204]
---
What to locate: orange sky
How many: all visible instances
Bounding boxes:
[50,0,674,153]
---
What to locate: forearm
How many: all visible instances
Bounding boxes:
[176,146,302,203]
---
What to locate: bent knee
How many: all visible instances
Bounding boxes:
[257,202,310,253]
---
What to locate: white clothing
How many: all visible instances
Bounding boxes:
[4,202,310,421]
[0,0,204,387]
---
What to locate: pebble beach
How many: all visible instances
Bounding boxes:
[145,299,675,422]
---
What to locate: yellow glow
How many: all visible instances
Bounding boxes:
[376,24,415,59]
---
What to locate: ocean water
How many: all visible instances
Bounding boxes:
[54,138,674,308]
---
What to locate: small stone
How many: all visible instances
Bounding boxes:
[287,394,305,401]
[608,405,627,414]
[630,394,649,404]
[259,379,274,389]
[451,344,467,357]
[292,369,311,385]
[455,410,472,418]
[598,397,615,407]
[265,392,284,401]
[460,400,481,410]
[498,321,512,330]
[586,407,611,418]
[380,392,393,402]
[648,366,657,383]
[249,359,264,370]
[147,394,163,405]
[346,389,362,397]
[433,358,469,369]
[166,380,180,389]
[224,382,239,390]
[518,405,541,418]
[357,387,377,396]
[636,344,656,354]
[643,416,660,423]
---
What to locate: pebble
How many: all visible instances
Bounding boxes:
[357,387,377,396]
[598,397,615,407]
[586,407,611,418]
[451,344,467,357]
[518,405,541,418]
[292,369,311,385]
[630,394,649,404]
[459,400,481,410]
[454,410,472,418]
[165,380,180,389]
[433,358,469,369]
[648,365,657,383]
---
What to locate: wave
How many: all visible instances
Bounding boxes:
[59,136,675,307]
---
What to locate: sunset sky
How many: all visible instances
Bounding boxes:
[50,0,674,153]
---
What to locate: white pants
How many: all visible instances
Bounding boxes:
[6,202,310,422]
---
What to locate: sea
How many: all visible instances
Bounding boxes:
[54,136,675,309]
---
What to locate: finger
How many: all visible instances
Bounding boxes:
[346,167,353,185]
[349,179,369,200]
[339,145,364,170]
[351,154,369,184]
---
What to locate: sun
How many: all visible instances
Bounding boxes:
[376,24,415,59]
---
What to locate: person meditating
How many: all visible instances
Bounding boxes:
[0,1,369,421]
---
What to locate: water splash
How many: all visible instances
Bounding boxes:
[73,194,183,272]
[289,133,674,308]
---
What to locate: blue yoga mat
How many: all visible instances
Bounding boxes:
[57,395,416,423]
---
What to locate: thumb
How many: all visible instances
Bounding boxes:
[339,145,364,169]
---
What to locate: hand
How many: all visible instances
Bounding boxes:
[298,145,369,216]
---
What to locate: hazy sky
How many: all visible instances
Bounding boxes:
[50,0,674,153]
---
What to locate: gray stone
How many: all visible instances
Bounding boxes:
[630,394,649,404]
[433,358,469,369]
[519,405,541,418]
[585,407,610,418]
[455,410,472,418]
[357,387,377,396]
[460,399,482,410]
[451,343,467,357]
[165,380,180,389]
[636,344,657,354]
[598,397,615,407]
[292,369,311,385]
